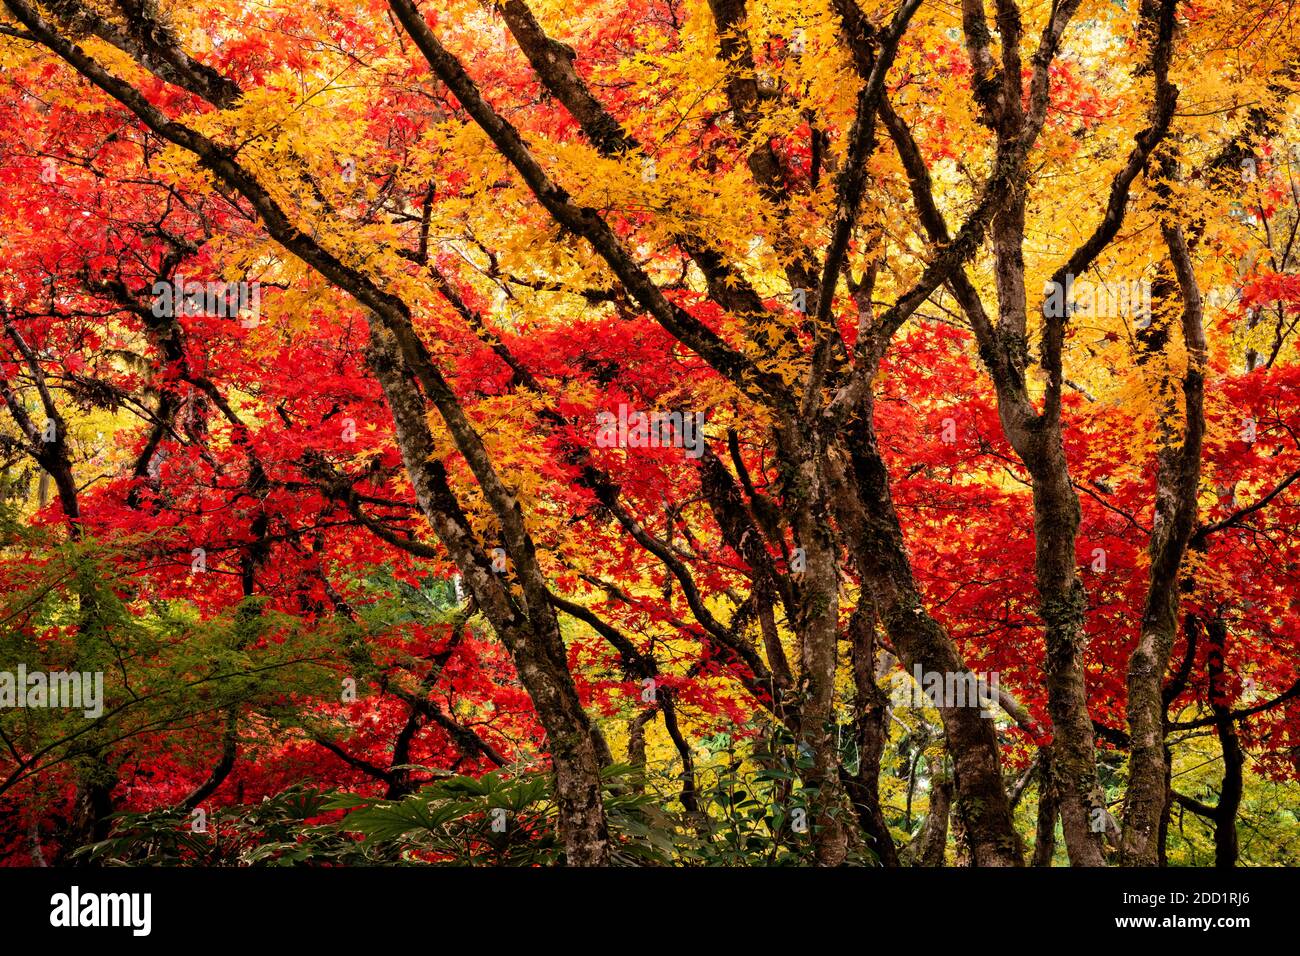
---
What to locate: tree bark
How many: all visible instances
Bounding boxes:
[828,407,1023,866]
[365,326,611,864]
[1206,618,1243,868]
[1121,208,1207,866]
[846,599,898,866]
[1031,748,1059,866]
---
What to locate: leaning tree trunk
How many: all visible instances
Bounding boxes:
[829,407,1023,866]
[366,325,611,864]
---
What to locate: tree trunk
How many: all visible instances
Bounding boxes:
[915,773,952,867]
[1032,459,1108,865]
[1032,748,1059,866]
[846,600,898,866]
[366,325,610,865]
[1206,618,1243,868]
[1121,215,1206,865]
[830,408,1022,866]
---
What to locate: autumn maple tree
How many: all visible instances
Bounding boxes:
[1,0,1299,868]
